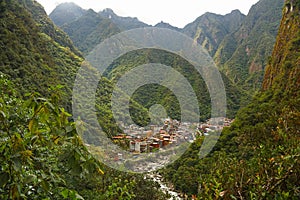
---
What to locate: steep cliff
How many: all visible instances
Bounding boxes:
[263,0,300,93]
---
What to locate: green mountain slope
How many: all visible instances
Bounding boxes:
[50,5,149,54]
[218,0,284,91]
[104,48,245,120]
[0,0,82,109]
[60,9,120,54]
[0,1,169,199]
[50,4,246,118]
[3,0,165,139]
[183,10,245,56]
[49,0,283,95]
[161,0,300,198]
[0,0,148,135]
[263,0,300,92]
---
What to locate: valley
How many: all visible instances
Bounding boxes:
[0,0,299,199]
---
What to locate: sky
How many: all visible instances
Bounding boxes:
[37,0,260,28]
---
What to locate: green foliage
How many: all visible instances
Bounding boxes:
[0,1,171,199]
[2,0,299,199]
[0,74,169,199]
[161,1,300,198]
[104,178,136,200]
[162,94,300,198]
[263,0,300,92]
[0,74,95,199]
[0,0,82,110]
[104,48,245,120]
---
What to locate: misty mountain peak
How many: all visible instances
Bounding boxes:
[154,21,181,31]
[102,8,116,15]
[49,2,85,26]
[230,9,243,15]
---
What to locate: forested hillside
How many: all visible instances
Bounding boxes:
[184,0,283,92]
[183,10,245,56]
[0,0,168,199]
[1,0,299,199]
[50,4,246,119]
[61,9,120,55]
[161,0,300,198]
[0,0,82,109]
[219,0,284,91]
[50,0,283,94]
[50,3,149,55]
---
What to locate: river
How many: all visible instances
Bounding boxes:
[148,173,183,200]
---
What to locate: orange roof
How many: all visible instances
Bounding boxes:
[112,136,124,139]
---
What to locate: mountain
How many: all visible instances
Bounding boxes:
[49,5,123,55]
[49,0,283,93]
[0,0,147,134]
[183,0,283,92]
[162,0,300,198]
[59,9,120,54]
[2,0,299,198]
[217,0,284,91]
[50,3,247,118]
[50,5,149,34]
[49,2,85,26]
[183,10,245,55]
[103,48,245,120]
[154,21,181,32]
[99,8,149,30]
